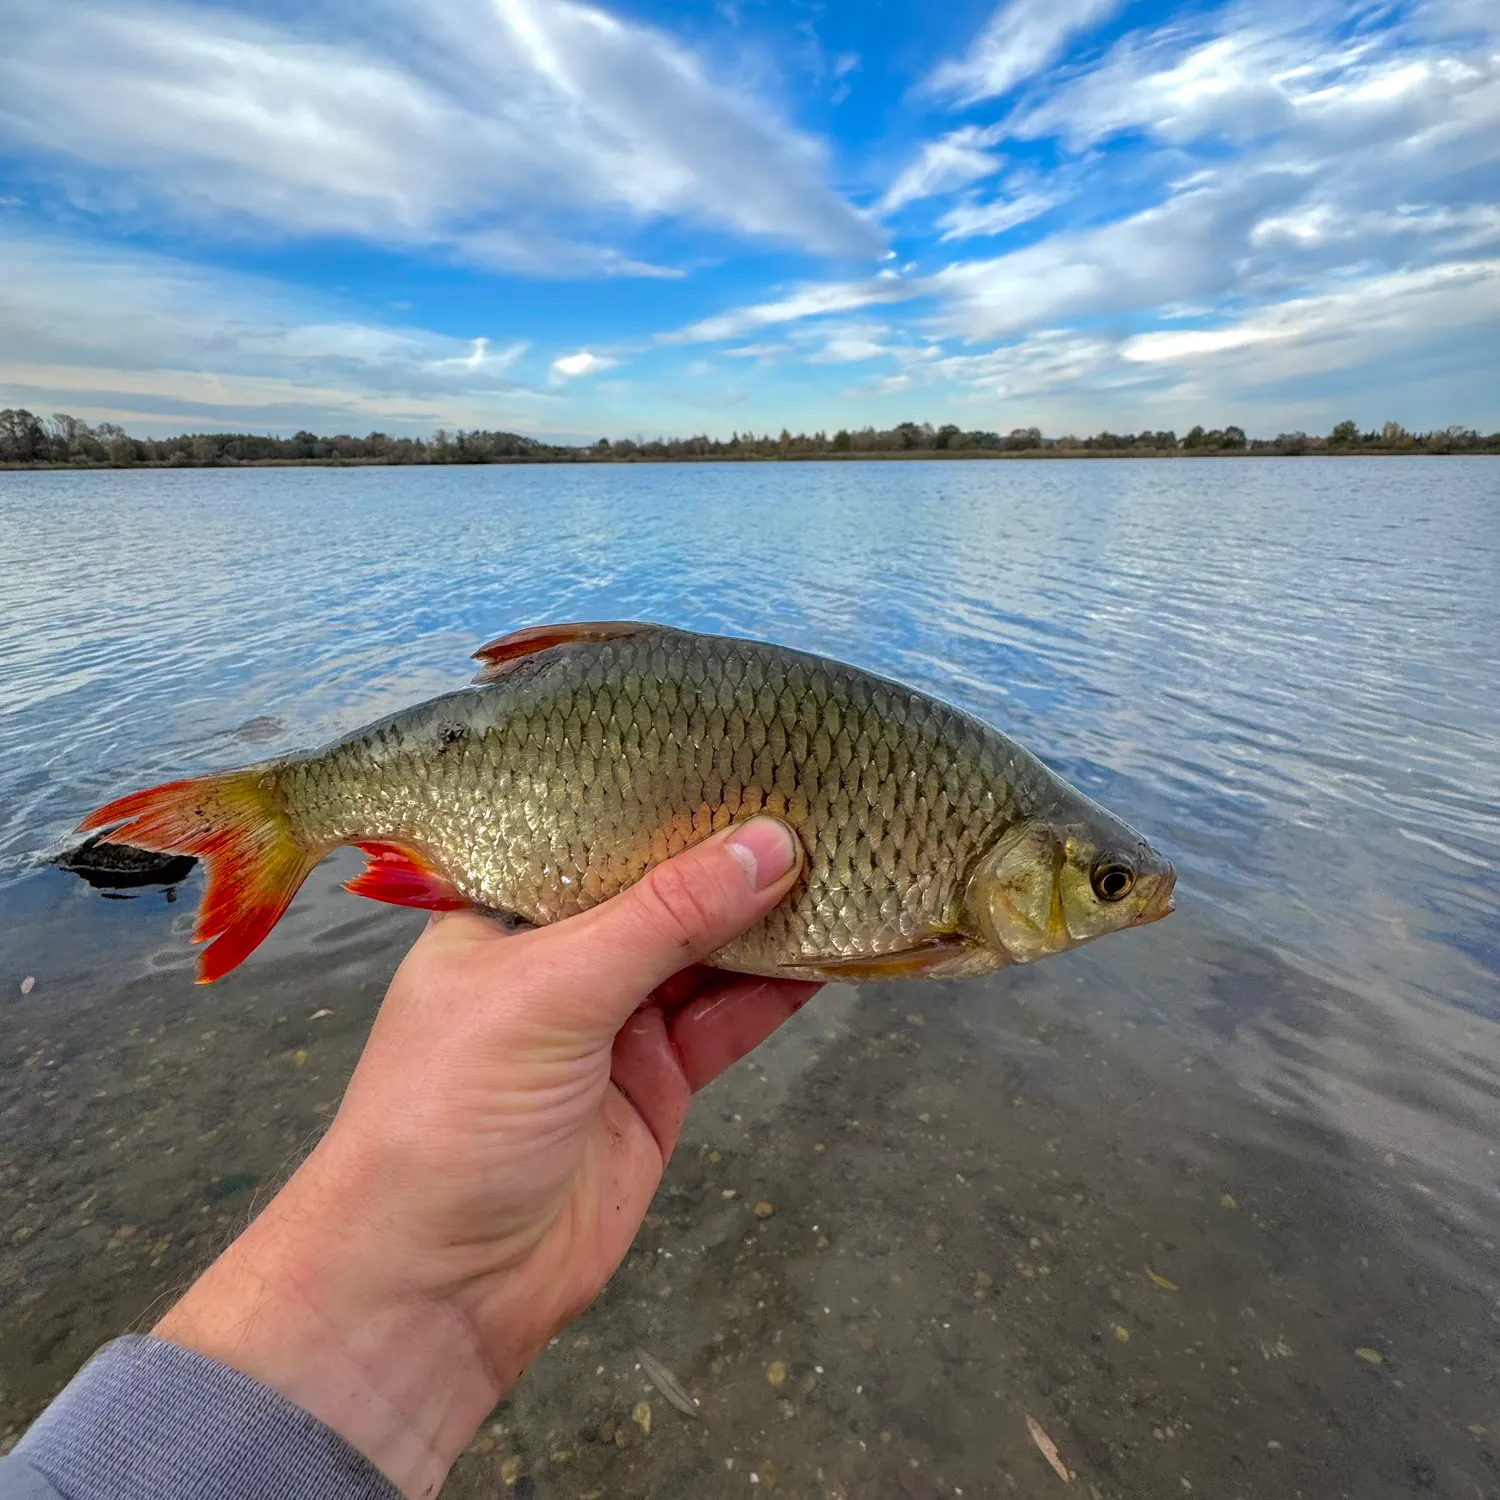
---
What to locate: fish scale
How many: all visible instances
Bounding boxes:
[290,633,964,968]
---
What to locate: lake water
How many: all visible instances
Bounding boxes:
[1,458,1497,1498]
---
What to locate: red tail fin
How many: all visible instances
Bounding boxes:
[79,766,319,983]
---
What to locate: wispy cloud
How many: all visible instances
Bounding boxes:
[660,275,917,343]
[806,323,896,363]
[0,0,879,266]
[925,0,1125,104]
[922,0,1500,343]
[878,125,1004,213]
[0,231,560,432]
[1,0,1495,438]
[936,186,1064,240]
[927,175,1299,340]
[1119,260,1500,379]
[427,338,530,373]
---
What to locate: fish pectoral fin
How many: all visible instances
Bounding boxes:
[786,935,971,980]
[345,841,470,911]
[471,621,657,684]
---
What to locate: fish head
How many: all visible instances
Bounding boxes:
[965,803,1175,964]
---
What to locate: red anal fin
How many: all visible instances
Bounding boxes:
[786,935,970,980]
[345,842,469,911]
[471,621,654,684]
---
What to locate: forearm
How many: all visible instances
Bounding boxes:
[152,1146,506,1500]
[2,1336,401,1500]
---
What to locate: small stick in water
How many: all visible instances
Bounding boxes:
[636,1348,703,1420]
[1025,1413,1071,1483]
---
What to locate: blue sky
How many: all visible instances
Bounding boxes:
[0,0,1496,439]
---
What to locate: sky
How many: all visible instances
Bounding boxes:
[0,0,1496,440]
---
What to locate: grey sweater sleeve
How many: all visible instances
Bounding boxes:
[0,1336,402,1500]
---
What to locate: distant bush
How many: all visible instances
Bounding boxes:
[3,408,1495,466]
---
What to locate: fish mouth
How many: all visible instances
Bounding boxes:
[1139,867,1177,923]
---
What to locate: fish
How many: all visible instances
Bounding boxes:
[79,620,1175,984]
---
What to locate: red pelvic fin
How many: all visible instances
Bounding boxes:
[787,935,971,980]
[471,621,654,684]
[79,767,319,984]
[345,842,469,911]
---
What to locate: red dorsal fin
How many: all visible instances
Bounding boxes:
[471,621,654,684]
[344,841,470,911]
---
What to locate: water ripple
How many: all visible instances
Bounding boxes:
[1,459,1497,1030]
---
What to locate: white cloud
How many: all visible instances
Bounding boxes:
[426,337,530,373]
[920,0,1500,342]
[878,126,1005,214]
[937,188,1063,240]
[550,350,617,378]
[723,341,792,359]
[0,231,559,433]
[870,260,1500,432]
[927,174,1297,340]
[807,324,893,363]
[661,277,917,343]
[1249,202,1500,253]
[0,0,879,264]
[1009,2,1500,169]
[926,0,1126,104]
[1119,260,1500,378]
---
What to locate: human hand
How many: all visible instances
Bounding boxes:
[153,817,817,1498]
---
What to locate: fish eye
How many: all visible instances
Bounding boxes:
[1091,859,1136,902]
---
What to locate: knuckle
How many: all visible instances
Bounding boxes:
[635,857,720,953]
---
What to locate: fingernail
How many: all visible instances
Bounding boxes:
[725,817,799,891]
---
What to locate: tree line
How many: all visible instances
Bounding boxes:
[2,408,1496,467]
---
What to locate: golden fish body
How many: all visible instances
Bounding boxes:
[82,622,1175,983]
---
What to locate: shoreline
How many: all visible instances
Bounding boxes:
[4,447,1494,471]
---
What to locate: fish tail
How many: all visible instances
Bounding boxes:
[78,764,320,984]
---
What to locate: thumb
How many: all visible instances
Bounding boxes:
[548,816,803,1036]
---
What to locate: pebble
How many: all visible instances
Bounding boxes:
[766,1360,789,1388]
[632,1401,652,1435]
[754,1201,775,1219]
[500,1455,521,1486]
[20,976,35,995]
[1354,1347,1384,1365]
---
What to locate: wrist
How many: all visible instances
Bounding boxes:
[154,1151,505,1500]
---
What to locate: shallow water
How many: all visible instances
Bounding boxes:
[2,459,1498,1497]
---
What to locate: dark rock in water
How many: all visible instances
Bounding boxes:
[56,834,197,890]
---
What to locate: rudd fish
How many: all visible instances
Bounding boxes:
[79,621,1175,984]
